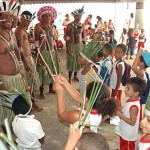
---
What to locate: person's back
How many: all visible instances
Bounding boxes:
[12,95,45,150]
[13,116,44,149]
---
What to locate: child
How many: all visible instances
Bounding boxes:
[54,74,118,133]
[139,94,150,150]
[107,30,117,60]
[96,43,113,86]
[116,77,146,150]
[138,29,146,52]
[77,55,100,95]
[93,51,104,73]
[76,38,103,94]
[132,50,150,117]
[65,122,109,150]
[119,28,128,45]
[126,29,137,59]
[110,44,127,106]
[12,95,45,150]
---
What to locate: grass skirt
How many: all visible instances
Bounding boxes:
[0,74,31,125]
[25,55,41,91]
[37,50,61,84]
[66,43,83,72]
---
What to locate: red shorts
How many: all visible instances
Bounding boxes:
[111,89,122,106]
[138,42,145,48]
[120,136,135,150]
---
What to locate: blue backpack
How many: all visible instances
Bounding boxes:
[98,58,112,86]
[141,72,150,104]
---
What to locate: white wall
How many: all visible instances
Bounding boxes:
[21,2,136,42]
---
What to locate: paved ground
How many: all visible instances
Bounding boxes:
[2,48,143,150]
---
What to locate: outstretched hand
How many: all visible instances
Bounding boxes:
[54,74,68,85]
[54,80,63,94]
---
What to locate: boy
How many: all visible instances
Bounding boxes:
[139,92,150,150]
[12,95,45,150]
[138,29,146,52]
[97,43,113,86]
[132,50,150,105]
[65,122,109,150]
[116,77,146,150]
[110,44,126,106]
[126,29,137,59]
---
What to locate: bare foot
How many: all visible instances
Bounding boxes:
[32,102,43,112]
[39,93,45,99]
[73,76,79,82]
[49,89,56,94]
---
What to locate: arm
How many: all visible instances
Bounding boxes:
[113,64,123,97]
[65,122,84,150]
[54,81,79,124]
[66,24,72,55]
[132,50,144,78]
[117,106,138,126]
[15,29,31,72]
[55,74,82,103]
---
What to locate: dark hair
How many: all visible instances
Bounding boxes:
[12,95,31,115]
[95,24,98,28]
[116,44,127,54]
[65,14,69,17]
[77,132,109,150]
[97,51,103,58]
[21,11,32,19]
[86,82,118,116]
[140,55,148,68]
[103,43,113,54]
[123,28,127,33]
[109,29,114,35]
[89,14,92,18]
[127,77,146,97]
[96,16,102,21]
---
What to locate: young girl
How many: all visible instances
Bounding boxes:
[77,54,100,94]
[54,74,118,133]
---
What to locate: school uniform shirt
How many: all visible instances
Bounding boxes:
[77,67,100,94]
[78,109,102,133]
[139,134,150,150]
[12,115,45,150]
[110,60,125,90]
[115,98,141,141]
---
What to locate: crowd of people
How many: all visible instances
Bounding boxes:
[0,0,150,150]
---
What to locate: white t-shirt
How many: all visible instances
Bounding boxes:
[110,60,125,90]
[77,109,102,133]
[12,115,45,150]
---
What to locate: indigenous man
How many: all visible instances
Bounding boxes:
[34,6,60,99]
[15,11,41,96]
[0,0,32,131]
[66,6,86,83]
